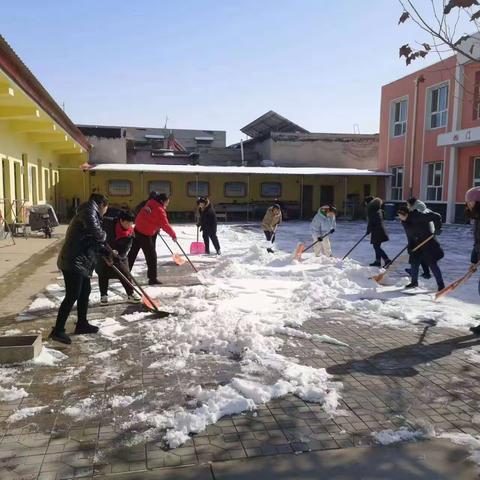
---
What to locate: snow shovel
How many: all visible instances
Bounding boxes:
[105,260,162,314]
[371,235,434,284]
[190,226,205,255]
[175,240,199,273]
[158,233,186,266]
[341,233,368,261]
[435,261,480,300]
[293,229,334,261]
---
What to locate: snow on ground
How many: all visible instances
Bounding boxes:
[3,220,480,449]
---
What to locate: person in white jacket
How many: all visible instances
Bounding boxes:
[310,205,336,256]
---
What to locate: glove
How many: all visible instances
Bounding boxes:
[112,249,119,258]
[317,237,323,242]
[330,228,335,234]
[172,236,177,242]
[470,264,478,273]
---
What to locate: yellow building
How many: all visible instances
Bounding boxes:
[81,164,388,220]
[0,35,89,224]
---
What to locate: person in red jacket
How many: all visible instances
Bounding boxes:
[128,193,177,285]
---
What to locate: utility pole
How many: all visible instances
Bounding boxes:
[164,115,169,129]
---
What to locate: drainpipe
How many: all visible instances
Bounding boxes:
[409,75,424,197]
[446,61,463,224]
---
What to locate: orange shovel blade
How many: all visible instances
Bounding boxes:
[293,243,305,261]
[141,295,161,312]
[172,253,186,265]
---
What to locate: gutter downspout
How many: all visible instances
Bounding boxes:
[446,61,463,224]
[409,75,424,197]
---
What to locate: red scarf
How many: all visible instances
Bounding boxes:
[115,221,133,240]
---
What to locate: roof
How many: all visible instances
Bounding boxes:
[240,110,309,138]
[87,163,390,177]
[0,35,90,150]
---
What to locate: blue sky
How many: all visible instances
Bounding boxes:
[0,1,471,143]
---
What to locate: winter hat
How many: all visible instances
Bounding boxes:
[364,195,374,205]
[320,205,330,211]
[196,196,208,205]
[465,187,480,203]
[329,205,337,213]
[272,204,281,210]
[155,193,170,203]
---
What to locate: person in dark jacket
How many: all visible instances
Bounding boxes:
[50,193,109,344]
[365,196,391,267]
[397,205,445,291]
[465,187,480,334]
[196,197,221,255]
[95,210,139,304]
[128,193,177,285]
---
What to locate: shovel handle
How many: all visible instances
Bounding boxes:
[175,240,198,273]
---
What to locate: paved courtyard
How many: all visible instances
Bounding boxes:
[0,262,480,479]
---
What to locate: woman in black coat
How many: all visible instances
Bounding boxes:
[365,197,391,267]
[197,197,221,255]
[397,205,445,291]
[50,193,109,344]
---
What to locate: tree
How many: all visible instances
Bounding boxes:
[398,0,480,65]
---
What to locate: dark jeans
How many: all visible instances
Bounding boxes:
[420,261,430,276]
[264,230,276,243]
[97,260,134,297]
[128,231,157,282]
[203,231,220,254]
[54,270,91,332]
[373,242,389,262]
[411,258,444,288]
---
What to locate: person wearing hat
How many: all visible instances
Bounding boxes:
[128,193,177,285]
[465,186,480,334]
[310,205,336,257]
[261,204,282,253]
[196,196,221,255]
[365,196,391,267]
[397,205,445,291]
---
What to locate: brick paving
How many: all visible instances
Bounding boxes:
[1,265,480,479]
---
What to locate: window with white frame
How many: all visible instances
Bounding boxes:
[425,162,443,201]
[390,166,403,201]
[429,84,448,129]
[148,180,171,196]
[392,99,407,137]
[474,157,480,187]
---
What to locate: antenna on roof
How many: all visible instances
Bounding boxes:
[164,115,169,129]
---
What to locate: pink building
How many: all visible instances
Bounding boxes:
[379,39,480,223]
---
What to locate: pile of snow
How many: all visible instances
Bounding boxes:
[31,347,68,366]
[374,427,425,445]
[27,296,55,312]
[7,406,47,423]
[0,385,28,402]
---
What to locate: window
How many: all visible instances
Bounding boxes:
[392,99,407,137]
[148,180,171,196]
[224,182,246,197]
[429,84,448,129]
[425,162,443,201]
[474,72,480,120]
[108,179,132,196]
[390,166,403,201]
[473,157,480,187]
[187,181,209,197]
[260,182,282,198]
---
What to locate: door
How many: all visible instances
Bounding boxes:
[320,185,335,206]
[302,185,313,219]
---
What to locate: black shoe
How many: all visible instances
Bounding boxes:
[470,325,480,335]
[405,268,412,276]
[437,283,445,292]
[369,261,381,267]
[421,272,432,279]
[383,260,392,268]
[48,328,72,345]
[267,248,274,253]
[405,282,418,289]
[148,278,163,285]
[216,250,221,255]
[74,322,99,335]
